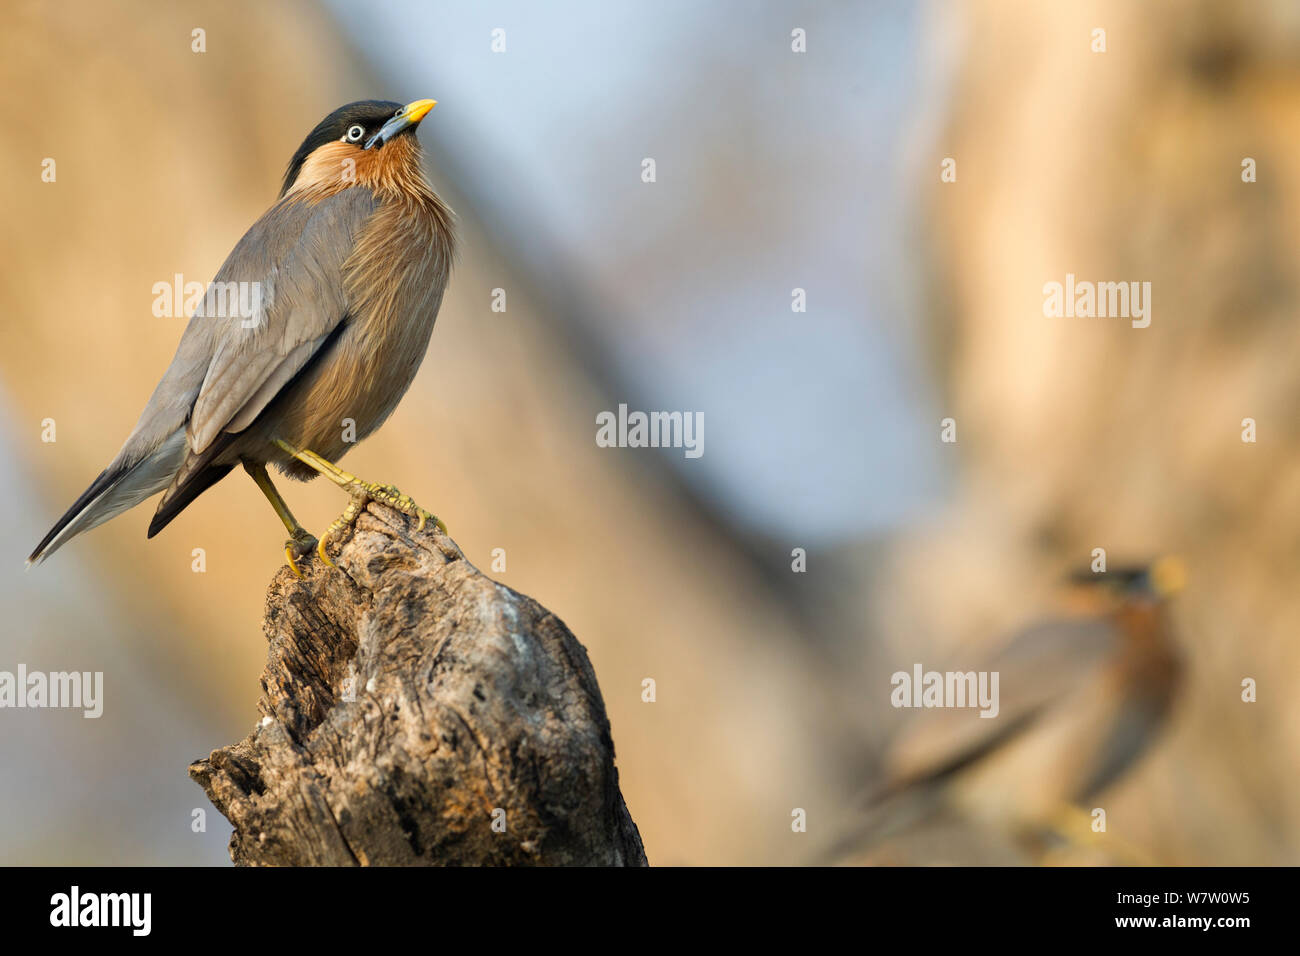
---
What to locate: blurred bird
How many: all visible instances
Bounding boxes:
[830,559,1186,863]
[28,99,454,574]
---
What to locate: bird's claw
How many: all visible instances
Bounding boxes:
[351,480,446,534]
[283,528,319,578]
[314,481,447,571]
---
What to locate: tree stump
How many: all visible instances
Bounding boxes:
[189,501,647,866]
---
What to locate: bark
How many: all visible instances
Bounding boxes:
[189,501,647,866]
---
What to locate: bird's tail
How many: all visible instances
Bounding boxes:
[26,428,188,567]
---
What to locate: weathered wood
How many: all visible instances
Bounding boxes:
[190,501,647,866]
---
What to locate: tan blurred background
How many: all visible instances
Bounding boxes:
[0,0,1296,865]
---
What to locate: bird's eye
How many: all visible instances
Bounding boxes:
[346,125,365,142]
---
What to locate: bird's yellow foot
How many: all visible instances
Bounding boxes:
[316,480,447,568]
[1031,802,1156,866]
[283,527,319,579]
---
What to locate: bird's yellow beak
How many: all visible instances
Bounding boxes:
[364,99,438,150]
[402,99,437,123]
[1150,555,1187,597]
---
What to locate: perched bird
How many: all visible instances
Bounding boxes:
[830,559,1186,863]
[28,99,455,574]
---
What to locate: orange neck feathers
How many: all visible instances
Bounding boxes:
[286,134,438,205]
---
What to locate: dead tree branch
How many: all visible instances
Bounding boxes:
[189,501,647,866]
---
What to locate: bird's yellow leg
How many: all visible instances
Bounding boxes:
[272,440,446,569]
[1034,802,1157,866]
[242,460,317,578]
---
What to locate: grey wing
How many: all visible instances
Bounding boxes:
[135,187,378,532]
[114,188,377,472]
[187,188,378,455]
[31,188,381,558]
[883,616,1120,788]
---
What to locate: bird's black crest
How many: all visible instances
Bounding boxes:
[280,100,404,197]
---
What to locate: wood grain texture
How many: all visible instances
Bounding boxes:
[189,501,646,866]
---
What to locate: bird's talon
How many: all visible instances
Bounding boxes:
[317,533,337,568]
[345,480,442,533]
[285,545,305,579]
[283,529,317,577]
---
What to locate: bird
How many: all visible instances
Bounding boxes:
[828,558,1186,864]
[27,99,455,575]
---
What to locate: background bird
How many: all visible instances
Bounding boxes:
[27,98,455,573]
[827,559,1186,864]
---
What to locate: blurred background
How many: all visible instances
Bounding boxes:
[0,0,1296,865]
